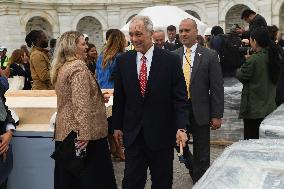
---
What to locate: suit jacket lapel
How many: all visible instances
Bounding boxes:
[129,51,143,100]
[144,47,161,99]
[178,47,184,64]
[191,44,203,83]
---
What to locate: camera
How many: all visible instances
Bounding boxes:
[239,46,253,56]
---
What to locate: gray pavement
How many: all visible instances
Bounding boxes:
[112,144,226,189]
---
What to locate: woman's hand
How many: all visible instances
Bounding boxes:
[75,140,89,150]
[102,89,114,103]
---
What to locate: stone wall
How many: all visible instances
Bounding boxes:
[76,16,104,53]
[0,0,283,54]
[225,4,249,33]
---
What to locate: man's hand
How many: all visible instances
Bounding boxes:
[235,27,245,34]
[102,92,112,103]
[0,130,13,155]
[210,118,222,130]
[113,130,123,146]
[176,129,188,147]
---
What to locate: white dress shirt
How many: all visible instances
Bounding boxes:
[136,45,154,80]
[182,43,198,72]
[6,123,15,131]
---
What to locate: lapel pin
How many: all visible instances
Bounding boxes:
[198,53,202,56]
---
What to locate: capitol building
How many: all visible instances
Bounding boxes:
[0,0,283,53]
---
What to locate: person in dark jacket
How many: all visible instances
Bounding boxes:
[85,43,98,74]
[240,9,267,39]
[164,25,183,50]
[268,25,284,106]
[236,27,280,139]
[0,76,16,189]
[276,57,284,106]
[152,30,176,51]
[8,49,32,90]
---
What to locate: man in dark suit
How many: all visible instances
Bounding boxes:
[0,76,16,189]
[112,15,189,189]
[164,25,183,50]
[152,30,176,51]
[174,18,224,184]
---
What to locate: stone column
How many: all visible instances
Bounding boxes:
[0,4,24,54]
[57,6,72,36]
[100,5,121,42]
[204,1,219,28]
[106,6,121,28]
[257,0,272,25]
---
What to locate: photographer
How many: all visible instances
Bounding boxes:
[236,9,267,40]
[236,27,280,139]
[268,25,284,106]
[210,25,242,77]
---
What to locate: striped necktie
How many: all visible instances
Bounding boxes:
[183,48,191,98]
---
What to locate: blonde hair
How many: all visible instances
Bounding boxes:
[50,31,83,84]
[102,29,125,69]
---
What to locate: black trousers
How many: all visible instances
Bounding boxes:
[122,132,174,189]
[187,101,210,184]
[54,137,117,189]
[243,118,264,140]
[0,179,7,189]
[107,116,114,135]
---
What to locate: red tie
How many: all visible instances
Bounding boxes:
[139,56,147,97]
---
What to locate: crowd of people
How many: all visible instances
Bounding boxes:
[0,7,284,189]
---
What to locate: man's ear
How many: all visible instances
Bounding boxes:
[149,30,154,37]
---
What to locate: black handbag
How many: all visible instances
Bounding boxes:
[50,131,86,177]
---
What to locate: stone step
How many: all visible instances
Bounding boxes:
[6,95,57,125]
[15,124,53,132]
[5,90,113,125]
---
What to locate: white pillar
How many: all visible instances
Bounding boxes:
[0,5,24,55]
[57,6,72,36]
[204,2,219,27]
[106,6,121,29]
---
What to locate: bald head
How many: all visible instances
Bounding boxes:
[180,18,197,30]
[179,18,198,48]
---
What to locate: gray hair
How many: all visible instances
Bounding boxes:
[180,18,198,30]
[130,15,153,32]
[153,29,165,34]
